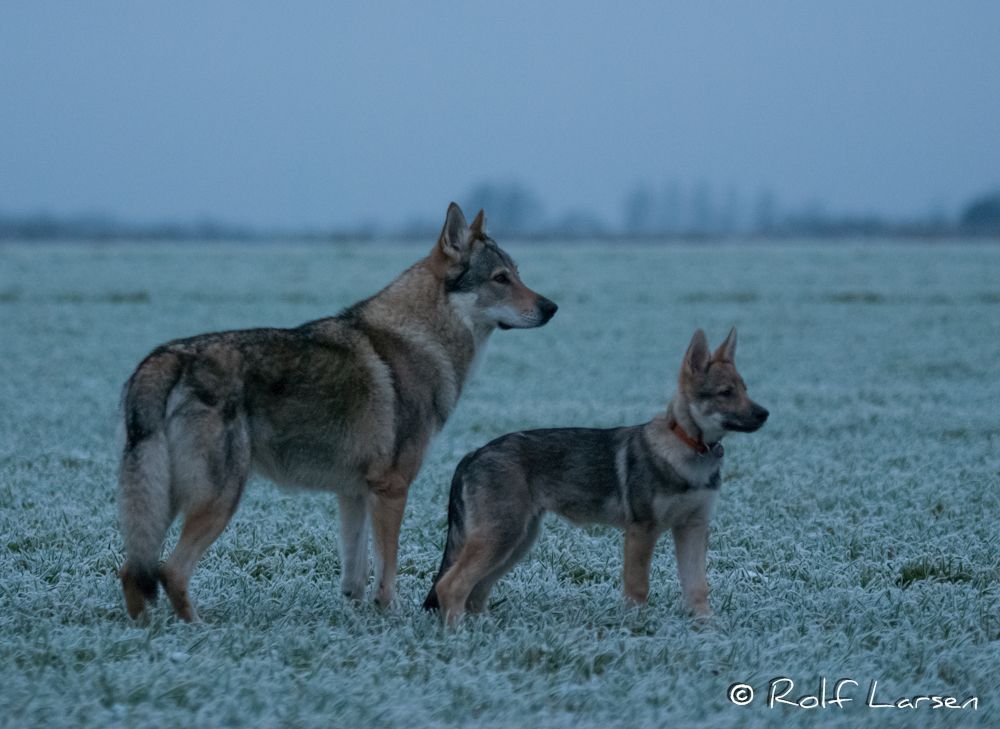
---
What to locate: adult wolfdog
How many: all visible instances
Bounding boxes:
[118,203,557,621]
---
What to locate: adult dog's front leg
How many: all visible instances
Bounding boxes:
[369,474,409,608]
[338,493,370,601]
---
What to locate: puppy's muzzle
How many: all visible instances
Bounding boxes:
[725,404,769,432]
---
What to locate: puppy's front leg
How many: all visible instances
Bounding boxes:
[672,521,711,617]
[623,524,658,605]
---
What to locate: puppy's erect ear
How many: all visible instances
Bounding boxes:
[469,209,487,237]
[437,202,470,262]
[713,326,737,363]
[683,329,711,375]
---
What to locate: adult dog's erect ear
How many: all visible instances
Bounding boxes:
[469,209,487,237]
[437,202,471,262]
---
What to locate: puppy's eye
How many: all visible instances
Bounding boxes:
[719,387,735,397]
[493,272,511,285]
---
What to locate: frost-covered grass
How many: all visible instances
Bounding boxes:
[1,240,998,728]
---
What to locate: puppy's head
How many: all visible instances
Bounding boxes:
[678,327,769,439]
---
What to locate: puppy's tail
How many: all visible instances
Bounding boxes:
[423,452,475,611]
[118,350,183,619]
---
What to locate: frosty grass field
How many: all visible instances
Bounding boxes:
[1,240,998,729]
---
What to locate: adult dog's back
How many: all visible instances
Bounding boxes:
[118,203,557,621]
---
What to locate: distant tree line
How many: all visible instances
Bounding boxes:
[452,181,1000,239]
[616,182,1000,239]
[2,185,999,241]
[0,213,374,243]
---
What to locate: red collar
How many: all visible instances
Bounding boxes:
[669,418,723,457]
[670,419,708,454]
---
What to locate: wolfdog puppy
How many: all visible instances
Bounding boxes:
[424,328,767,622]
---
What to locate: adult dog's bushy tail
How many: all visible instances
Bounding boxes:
[422,453,475,611]
[118,350,182,618]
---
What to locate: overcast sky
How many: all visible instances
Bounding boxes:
[1,2,998,229]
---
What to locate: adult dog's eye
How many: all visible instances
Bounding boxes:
[719,387,734,397]
[493,272,511,285]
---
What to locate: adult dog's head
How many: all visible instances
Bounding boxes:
[432,202,557,332]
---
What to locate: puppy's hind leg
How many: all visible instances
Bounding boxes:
[434,532,519,625]
[466,515,542,614]
[338,493,370,601]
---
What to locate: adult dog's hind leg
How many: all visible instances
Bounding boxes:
[338,493,370,601]
[161,489,245,622]
[160,410,249,622]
